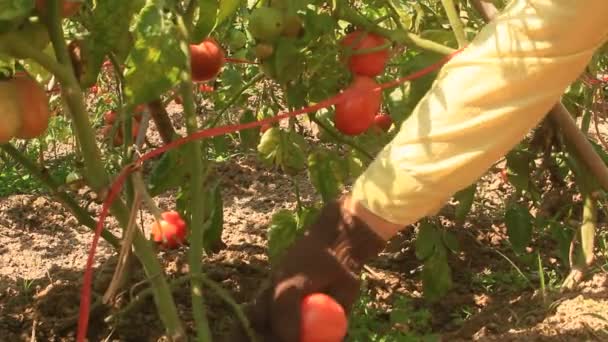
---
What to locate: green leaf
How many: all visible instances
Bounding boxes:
[505,202,533,254]
[217,0,241,26]
[0,0,32,33]
[387,0,412,29]
[307,149,343,203]
[203,180,225,254]
[81,0,143,87]
[442,230,459,253]
[273,37,305,84]
[454,183,476,221]
[404,51,443,111]
[257,127,307,175]
[346,148,366,180]
[415,221,440,261]
[148,149,188,196]
[123,3,188,106]
[267,209,299,266]
[192,0,219,42]
[506,149,531,192]
[421,251,452,302]
[296,205,320,230]
[238,110,260,149]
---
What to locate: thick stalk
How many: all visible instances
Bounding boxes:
[182,79,213,341]
[580,194,597,266]
[0,143,120,249]
[42,1,186,338]
[440,0,468,48]
[148,99,178,144]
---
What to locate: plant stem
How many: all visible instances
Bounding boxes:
[335,0,456,55]
[44,1,186,339]
[0,143,120,249]
[580,194,597,266]
[440,0,468,48]
[183,78,213,342]
[309,116,373,160]
[0,34,73,85]
[205,73,264,128]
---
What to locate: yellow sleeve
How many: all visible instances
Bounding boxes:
[351,0,608,226]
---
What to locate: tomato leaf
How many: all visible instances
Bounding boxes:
[0,0,31,33]
[415,221,440,261]
[203,180,225,254]
[257,127,307,175]
[505,202,533,254]
[123,2,188,106]
[273,37,305,84]
[421,250,452,302]
[192,0,219,42]
[81,0,143,87]
[307,149,343,204]
[454,183,476,222]
[267,209,299,266]
[148,149,188,196]
[238,110,260,149]
[506,148,531,192]
[217,0,241,26]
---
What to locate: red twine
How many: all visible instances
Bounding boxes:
[75,48,463,341]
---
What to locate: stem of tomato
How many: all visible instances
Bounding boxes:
[335,0,456,55]
[42,1,186,339]
[205,73,264,128]
[0,143,120,249]
[440,0,468,48]
[177,15,213,342]
[309,115,374,161]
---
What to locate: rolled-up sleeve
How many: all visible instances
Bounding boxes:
[351,0,608,226]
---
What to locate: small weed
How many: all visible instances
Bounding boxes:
[347,282,440,342]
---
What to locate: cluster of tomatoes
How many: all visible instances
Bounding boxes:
[100,105,146,146]
[335,31,393,136]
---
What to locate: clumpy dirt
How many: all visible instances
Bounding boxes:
[1,104,608,341]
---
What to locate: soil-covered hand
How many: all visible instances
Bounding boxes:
[227,195,387,341]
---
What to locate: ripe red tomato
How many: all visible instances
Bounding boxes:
[190,39,225,82]
[35,0,82,18]
[300,293,348,342]
[373,113,392,131]
[9,73,51,139]
[340,31,390,77]
[151,211,188,249]
[334,76,382,136]
[199,84,214,92]
[103,110,116,125]
[90,84,99,95]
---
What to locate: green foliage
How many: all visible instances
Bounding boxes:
[123,2,188,106]
[505,202,534,255]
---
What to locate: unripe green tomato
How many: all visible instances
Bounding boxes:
[227,30,248,50]
[248,7,285,42]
